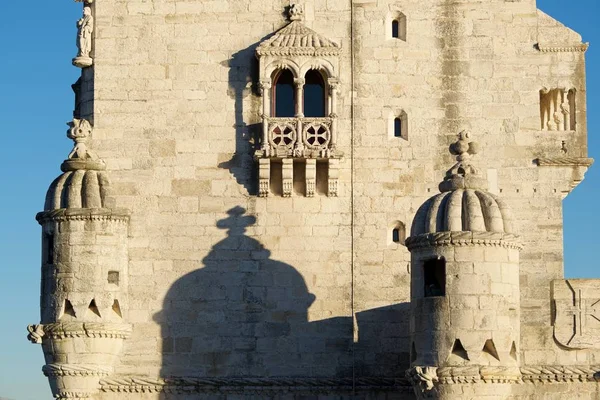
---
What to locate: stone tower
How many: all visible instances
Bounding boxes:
[27,0,600,399]
[406,131,522,399]
[27,118,131,400]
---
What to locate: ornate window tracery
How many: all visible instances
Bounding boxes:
[255,3,342,197]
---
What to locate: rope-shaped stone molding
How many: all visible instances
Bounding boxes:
[36,209,130,224]
[41,322,132,340]
[100,377,409,394]
[55,391,94,400]
[520,366,600,383]
[98,365,600,394]
[534,157,594,167]
[406,231,523,251]
[43,363,113,377]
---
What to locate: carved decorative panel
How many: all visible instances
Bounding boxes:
[552,279,600,350]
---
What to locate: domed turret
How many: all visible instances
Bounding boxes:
[405,132,522,400]
[28,118,131,400]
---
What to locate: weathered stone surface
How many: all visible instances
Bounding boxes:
[29,0,599,399]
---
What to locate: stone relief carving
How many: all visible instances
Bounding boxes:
[553,279,600,349]
[540,88,576,131]
[27,324,45,344]
[73,5,94,68]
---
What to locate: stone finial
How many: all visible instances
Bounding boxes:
[67,118,96,160]
[439,131,487,192]
[62,118,105,172]
[289,3,304,21]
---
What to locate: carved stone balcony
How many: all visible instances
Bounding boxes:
[257,117,338,159]
[254,116,341,198]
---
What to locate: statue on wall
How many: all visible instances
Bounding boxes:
[73,5,94,68]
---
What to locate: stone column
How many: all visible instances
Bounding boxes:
[282,158,293,197]
[306,159,316,197]
[329,80,339,149]
[260,81,271,151]
[294,78,305,118]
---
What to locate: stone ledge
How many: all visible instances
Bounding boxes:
[536,43,590,53]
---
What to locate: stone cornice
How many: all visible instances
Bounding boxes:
[405,231,523,252]
[36,208,130,224]
[534,157,594,167]
[537,42,590,53]
[257,48,342,57]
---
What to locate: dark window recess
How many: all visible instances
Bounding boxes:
[424,258,446,297]
[303,70,326,117]
[392,20,400,39]
[392,228,401,243]
[394,118,402,138]
[45,234,54,264]
[273,69,295,117]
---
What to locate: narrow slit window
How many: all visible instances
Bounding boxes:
[391,221,406,245]
[423,258,446,297]
[392,20,400,39]
[44,234,54,265]
[394,118,402,138]
[389,14,407,41]
[273,69,295,117]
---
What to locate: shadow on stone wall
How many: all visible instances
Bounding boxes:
[218,41,264,196]
[155,206,412,397]
[155,206,354,380]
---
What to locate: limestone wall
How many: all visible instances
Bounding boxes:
[65,0,599,398]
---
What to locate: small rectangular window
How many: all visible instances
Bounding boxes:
[392,20,400,39]
[424,258,445,297]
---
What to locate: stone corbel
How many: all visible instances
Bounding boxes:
[282,159,293,197]
[258,159,270,197]
[328,159,339,197]
[306,159,316,197]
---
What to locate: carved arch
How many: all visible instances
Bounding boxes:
[299,59,336,80]
[265,59,301,81]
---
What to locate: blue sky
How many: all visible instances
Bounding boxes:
[0,1,598,399]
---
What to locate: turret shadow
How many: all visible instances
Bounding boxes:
[156,207,354,384]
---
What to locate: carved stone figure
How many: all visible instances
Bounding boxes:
[73,6,94,68]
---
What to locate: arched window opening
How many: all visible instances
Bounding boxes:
[273,69,295,117]
[390,111,408,140]
[389,13,407,41]
[303,70,326,118]
[390,221,406,245]
[394,118,402,138]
